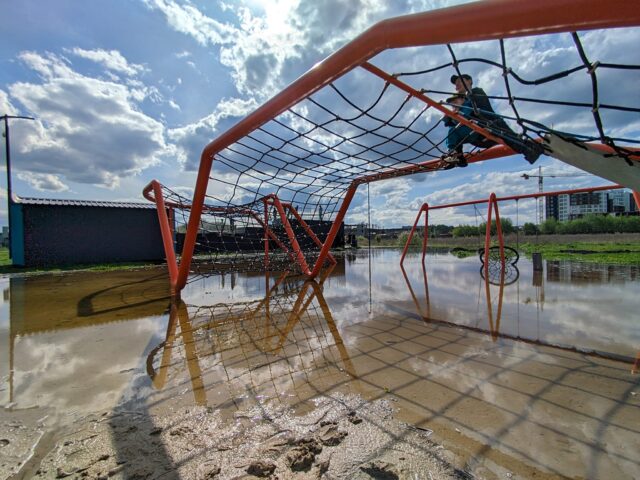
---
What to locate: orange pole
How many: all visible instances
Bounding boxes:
[491,194,506,267]
[632,191,640,212]
[484,193,493,275]
[263,199,270,268]
[151,181,179,293]
[267,195,312,275]
[422,206,429,262]
[405,184,624,211]
[310,184,358,278]
[283,202,337,264]
[400,203,427,265]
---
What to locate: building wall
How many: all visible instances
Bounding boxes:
[558,191,608,221]
[16,205,164,266]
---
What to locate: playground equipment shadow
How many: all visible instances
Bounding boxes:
[0,250,639,479]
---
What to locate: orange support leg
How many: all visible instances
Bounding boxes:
[400,203,428,266]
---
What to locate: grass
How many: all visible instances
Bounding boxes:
[2,237,639,274]
[517,241,640,264]
[0,247,162,274]
[355,235,640,264]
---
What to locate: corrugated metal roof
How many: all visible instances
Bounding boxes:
[14,196,156,209]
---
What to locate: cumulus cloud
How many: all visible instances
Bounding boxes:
[17,172,70,192]
[144,0,398,98]
[7,51,172,189]
[142,0,237,46]
[68,48,146,76]
[168,96,260,169]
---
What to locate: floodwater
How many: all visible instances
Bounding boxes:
[1,250,639,479]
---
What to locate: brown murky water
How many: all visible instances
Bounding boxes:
[1,250,639,479]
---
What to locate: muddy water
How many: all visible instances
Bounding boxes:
[1,251,639,479]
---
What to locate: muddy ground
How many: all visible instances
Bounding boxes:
[2,394,471,480]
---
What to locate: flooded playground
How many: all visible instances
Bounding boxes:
[1,249,639,479]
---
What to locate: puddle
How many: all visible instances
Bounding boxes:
[1,251,639,479]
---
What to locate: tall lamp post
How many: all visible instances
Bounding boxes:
[2,114,35,259]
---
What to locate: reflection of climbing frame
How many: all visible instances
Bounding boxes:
[401,259,640,372]
[401,260,503,341]
[146,267,358,404]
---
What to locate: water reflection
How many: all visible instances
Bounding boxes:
[145,266,360,411]
[1,270,170,412]
[394,251,639,361]
[1,252,639,479]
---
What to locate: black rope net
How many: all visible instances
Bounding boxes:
[147,272,356,407]
[164,29,638,279]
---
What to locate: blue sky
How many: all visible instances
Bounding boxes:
[1,0,638,228]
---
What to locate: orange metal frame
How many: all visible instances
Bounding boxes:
[399,184,628,267]
[145,1,640,294]
[143,180,336,294]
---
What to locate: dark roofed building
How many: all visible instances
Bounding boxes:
[10,196,165,267]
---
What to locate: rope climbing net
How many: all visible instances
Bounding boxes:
[144,1,640,293]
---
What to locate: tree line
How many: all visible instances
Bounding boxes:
[451,215,640,237]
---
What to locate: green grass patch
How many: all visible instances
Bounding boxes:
[518,242,640,264]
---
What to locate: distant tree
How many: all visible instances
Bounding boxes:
[452,225,480,237]
[539,218,558,234]
[477,217,514,236]
[396,231,422,247]
[429,224,454,237]
[523,222,539,235]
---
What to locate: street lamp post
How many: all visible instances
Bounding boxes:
[2,114,35,259]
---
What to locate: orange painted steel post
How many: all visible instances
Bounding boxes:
[284,203,337,265]
[401,203,427,266]
[484,193,505,273]
[633,191,640,212]
[492,194,506,267]
[264,199,270,268]
[267,195,312,275]
[484,194,493,275]
[422,206,429,262]
[310,184,359,278]
[151,181,179,294]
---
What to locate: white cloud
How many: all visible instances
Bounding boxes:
[17,172,69,192]
[0,89,18,115]
[142,0,236,46]
[168,96,260,169]
[69,48,146,76]
[7,51,172,189]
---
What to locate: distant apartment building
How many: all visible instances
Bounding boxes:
[546,189,638,221]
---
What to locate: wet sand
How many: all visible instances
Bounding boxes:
[18,394,466,479]
[1,251,639,479]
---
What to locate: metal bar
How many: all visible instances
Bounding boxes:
[633,191,640,212]
[484,194,493,274]
[248,209,297,264]
[354,144,514,185]
[151,181,179,293]
[266,195,312,275]
[400,204,426,265]
[310,184,359,278]
[491,193,506,267]
[422,206,429,262]
[282,202,337,265]
[423,184,625,211]
[263,199,270,268]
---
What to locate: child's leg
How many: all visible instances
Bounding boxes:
[446,125,472,151]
